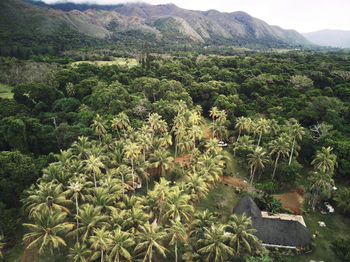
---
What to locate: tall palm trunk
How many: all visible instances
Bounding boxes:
[175,242,178,262]
[272,154,280,179]
[75,195,79,242]
[131,157,135,195]
[250,165,257,185]
[121,173,125,199]
[50,244,55,262]
[100,249,104,262]
[237,128,242,141]
[256,132,262,149]
[93,171,97,188]
[212,118,215,139]
[288,136,296,165]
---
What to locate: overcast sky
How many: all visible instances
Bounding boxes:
[41,0,350,33]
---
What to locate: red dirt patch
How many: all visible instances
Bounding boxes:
[273,187,305,214]
[220,176,248,189]
[175,154,190,167]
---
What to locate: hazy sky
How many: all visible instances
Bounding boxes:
[41,0,350,33]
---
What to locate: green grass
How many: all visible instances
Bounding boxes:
[0,82,13,99]
[196,183,244,222]
[283,211,350,262]
[71,58,138,68]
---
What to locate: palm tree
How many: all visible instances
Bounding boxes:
[71,204,108,243]
[172,117,186,159]
[68,242,91,262]
[23,210,74,262]
[235,116,248,142]
[254,118,270,149]
[135,221,167,262]
[286,119,305,165]
[198,224,234,262]
[247,147,269,184]
[87,187,117,213]
[190,210,216,238]
[188,124,203,164]
[164,186,194,223]
[83,155,105,188]
[137,128,152,162]
[205,138,222,157]
[209,106,220,139]
[216,110,227,141]
[91,114,107,141]
[116,164,132,198]
[227,214,259,256]
[24,182,71,216]
[90,226,111,262]
[124,141,141,193]
[184,172,209,203]
[111,112,130,138]
[268,133,291,179]
[148,113,163,140]
[120,207,149,235]
[72,136,91,160]
[152,178,171,223]
[311,146,337,174]
[309,170,334,210]
[68,180,84,241]
[108,227,134,262]
[167,220,187,262]
[149,148,174,179]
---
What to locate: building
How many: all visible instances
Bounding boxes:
[233,195,313,249]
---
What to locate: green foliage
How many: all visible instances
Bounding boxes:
[331,237,350,262]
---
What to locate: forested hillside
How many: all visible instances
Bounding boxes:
[1,50,350,261]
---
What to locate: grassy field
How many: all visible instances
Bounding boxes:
[0,82,13,99]
[283,211,350,262]
[71,58,139,67]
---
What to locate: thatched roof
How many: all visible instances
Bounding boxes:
[233,195,312,248]
[233,194,261,218]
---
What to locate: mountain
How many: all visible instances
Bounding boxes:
[0,0,310,55]
[303,30,350,48]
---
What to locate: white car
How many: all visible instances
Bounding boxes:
[218,141,228,147]
[324,202,334,213]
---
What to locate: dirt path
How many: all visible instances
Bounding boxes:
[174,154,190,167]
[220,176,248,189]
[273,187,305,214]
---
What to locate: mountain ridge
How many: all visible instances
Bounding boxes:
[303,29,350,48]
[1,0,311,53]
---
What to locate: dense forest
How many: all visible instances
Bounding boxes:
[1,49,350,261]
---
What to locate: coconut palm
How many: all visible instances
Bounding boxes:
[83,155,105,188]
[121,207,149,236]
[149,148,174,179]
[116,164,132,198]
[235,116,247,141]
[111,112,130,138]
[205,138,222,157]
[148,113,167,140]
[209,106,220,139]
[311,146,337,174]
[268,133,291,179]
[190,210,216,237]
[152,178,171,223]
[227,214,259,256]
[172,117,186,159]
[90,226,111,262]
[137,129,152,162]
[24,182,71,216]
[68,180,84,241]
[286,119,305,165]
[135,221,167,262]
[164,186,194,223]
[86,187,117,213]
[254,118,270,149]
[216,110,227,140]
[309,170,334,210]
[23,210,74,262]
[91,114,107,141]
[167,220,187,262]
[184,172,210,202]
[108,227,134,262]
[71,204,108,243]
[247,147,269,184]
[72,136,91,160]
[198,224,234,262]
[124,141,141,193]
[68,242,91,262]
